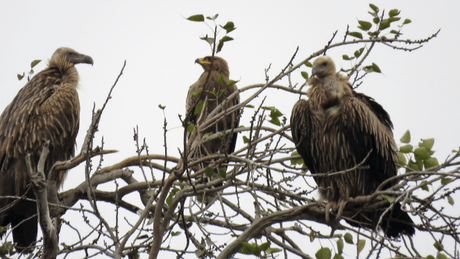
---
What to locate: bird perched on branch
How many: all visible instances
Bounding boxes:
[0,47,93,251]
[186,56,239,203]
[291,56,414,237]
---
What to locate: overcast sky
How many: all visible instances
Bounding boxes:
[0,1,459,258]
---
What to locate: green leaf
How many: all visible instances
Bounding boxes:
[447,195,454,205]
[171,231,181,236]
[388,9,400,17]
[363,63,381,73]
[217,36,234,53]
[239,242,260,255]
[270,108,283,117]
[342,54,354,61]
[373,17,380,24]
[420,181,429,191]
[354,48,364,58]
[290,151,304,165]
[268,108,283,126]
[369,4,379,13]
[424,157,439,169]
[259,242,270,251]
[166,187,180,206]
[194,100,207,115]
[17,73,25,81]
[202,132,212,140]
[187,123,195,133]
[206,14,218,21]
[357,20,372,31]
[344,232,354,244]
[243,135,250,143]
[379,20,390,30]
[218,167,226,178]
[212,89,224,98]
[336,238,344,255]
[419,138,435,151]
[357,239,366,254]
[407,159,420,171]
[333,254,344,259]
[400,130,411,143]
[221,21,236,33]
[433,241,442,251]
[304,61,313,67]
[266,247,282,254]
[204,167,214,178]
[191,88,203,97]
[403,19,412,25]
[388,17,401,23]
[187,14,205,22]
[399,144,413,153]
[396,152,406,166]
[227,79,239,86]
[245,104,254,108]
[30,59,41,68]
[216,73,225,84]
[426,256,435,259]
[315,247,331,259]
[348,31,363,39]
[441,177,453,185]
[414,147,431,161]
[200,35,214,45]
[301,71,309,80]
[437,253,448,259]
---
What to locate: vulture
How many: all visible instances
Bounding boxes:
[291,56,414,237]
[0,47,93,251]
[186,56,240,202]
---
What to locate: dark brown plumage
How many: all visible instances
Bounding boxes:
[0,47,93,251]
[186,56,239,200]
[291,56,414,237]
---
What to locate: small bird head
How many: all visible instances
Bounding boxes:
[51,47,94,66]
[311,56,336,78]
[195,56,229,75]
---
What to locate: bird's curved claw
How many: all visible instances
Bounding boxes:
[335,197,354,220]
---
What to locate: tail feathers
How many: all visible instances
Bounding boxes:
[381,202,415,238]
[0,191,38,252]
[345,202,415,238]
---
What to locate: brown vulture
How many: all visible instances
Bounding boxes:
[0,47,93,251]
[186,56,239,202]
[291,56,414,237]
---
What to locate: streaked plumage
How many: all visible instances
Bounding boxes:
[186,56,239,199]
[291,56,414,237]
[0,47,93,251]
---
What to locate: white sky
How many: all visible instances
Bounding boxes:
[0,1,459,258]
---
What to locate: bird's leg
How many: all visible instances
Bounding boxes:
[335,197,354,220]
[325,201,337,222]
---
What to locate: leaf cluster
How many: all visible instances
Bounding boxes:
[187,14,236,53]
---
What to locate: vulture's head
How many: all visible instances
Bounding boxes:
[311,56,336,78]
[50,47,94,67]
[195,56,229,76]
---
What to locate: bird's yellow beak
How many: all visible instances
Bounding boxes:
[195,58,211,65]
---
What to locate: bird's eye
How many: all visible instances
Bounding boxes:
[322,62,328,66]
